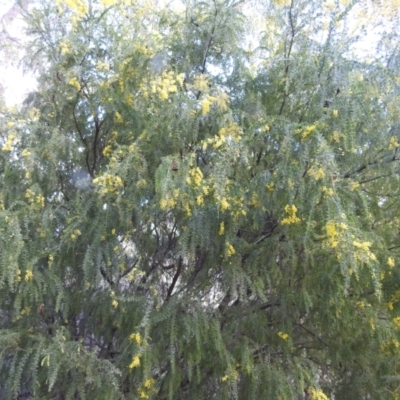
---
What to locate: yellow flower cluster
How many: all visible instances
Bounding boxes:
[350,181,360,191]
[115,111,123,124]
[2,133,17,151]
[201,96,212,115]
[59,40,71,55]
[301,124,317,140]
[352,240,376,261]
[281,204,300,225]
[218,222,225,235]
[160,189,180,210]
[202,122,243,149]
[308,387,329,400]
[103,145,113,157]
[274,0,291,6]
[139,378,156,399]
[130,332,142,345]
[25,189,45,208]
[219,197,230,212]
[69,77,81,91]
[196,194,204,206]
[393,317,400,327]
[200,92,231,115]
[214,91,230,111]
[308,166,325,181]
[15,269,21,282]
[381,339,400,355]
[225,242,236,257]
[21,149,31,157]
[70,229,81,241]
[221,370,239,382]
[388,257,395,268]
[28,108,40,121]
[388,290,400,311]
[331,130,341,143]
[277,331,289,341]
[24,270,33,282]
[93,173,124,195]
[266,182,275,191]
[325,220,347,249]
[63,0,88,16]
[218,122,243,143]
[142,71,184,100]
[125,267,145,282]
[192,74,209,91]
[129,355,141,369]
[186,167,203,187]
[96,61,110,71]
[322,186,334,196]
[136,179,147,188]
[389,136,400,150]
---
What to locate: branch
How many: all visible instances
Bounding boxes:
[166,256,182,300]
[296,323,329,347]
[252,223,278,245]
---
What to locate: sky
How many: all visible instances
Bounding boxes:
[0,0,36,106]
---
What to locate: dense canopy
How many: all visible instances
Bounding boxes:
[1,0,400,398]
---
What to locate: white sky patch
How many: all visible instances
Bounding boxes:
[0,0,37,106]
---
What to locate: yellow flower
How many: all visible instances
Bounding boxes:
[103,145,113,157]
[308,166,325,181]
[144,379,154,388]
[68,77,81,91]
[64,0,88,16]
[332,109,339,117]
[160,199,168,210]
[196,195,204,206]
[100,0,117,6]
[388,257,395,268]
[214,92,229,111]
[350,181,360,191]
[331,130,341,143]
[112,299,118,308]
[129,355,141,369]
[308,387,329,400]
[24,270,33,281]
[115,111,123,123]
[201,97,212,115]
[193,74,209,91]
[302,124,316,140]
[226,242,236,257]
[218,222,225,235]
[389,136,399,150]
[281,204,300,225]
[277,331,289,341]
[130,332,142,345]
[220,197,230,212]
[322,186,334,196]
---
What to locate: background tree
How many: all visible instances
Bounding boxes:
[1,0,400,398]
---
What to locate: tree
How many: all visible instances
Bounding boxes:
[1,0,400,398]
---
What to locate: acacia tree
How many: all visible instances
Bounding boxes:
[1,0,400,398]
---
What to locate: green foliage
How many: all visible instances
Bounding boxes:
[1,0,400,398]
